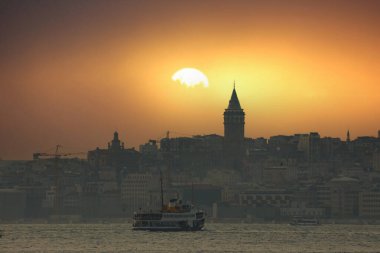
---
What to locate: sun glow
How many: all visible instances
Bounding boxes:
[172,68,209,88]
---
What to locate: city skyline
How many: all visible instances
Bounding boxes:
[1,0,380,159]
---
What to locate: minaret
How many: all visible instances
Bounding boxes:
[346,129,353,153]
[223,83,245,169]
[346,130,351,143]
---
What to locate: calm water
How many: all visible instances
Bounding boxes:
[1,223,380,252]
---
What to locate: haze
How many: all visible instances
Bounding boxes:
[1,0,379,159]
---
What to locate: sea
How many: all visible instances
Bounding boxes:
[1,223,380,253]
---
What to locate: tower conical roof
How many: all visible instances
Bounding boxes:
[227,87,241,110]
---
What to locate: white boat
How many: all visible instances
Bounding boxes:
[132,198,205,231]
[132,172,205,231]
[290,216,320,226]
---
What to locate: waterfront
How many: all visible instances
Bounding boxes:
[1,223,380,252]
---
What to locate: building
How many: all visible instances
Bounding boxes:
[223,85,245,170]
[319,137,343,162]
[221,185,247,204]
[262,166,288,185]
[297,132,321,162]
[315,184,331,209]
[267,135,299,158]
[98,190,123,218]
[239,190,292,208]
[17,185,47,218]
[352,136,380,169]
[62,191,81,215]
[121,173,158,215]
[280,207,325,218]
[330,176,360,218]
[180,184,222,206]
[0,188,26,220]
[159,134,224,171]
[139,140,160,168]
[373,149,380,172]
[81,182,103,218]
[359,191,380,218]
[87,131,140,183]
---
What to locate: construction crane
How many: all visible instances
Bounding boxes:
[33,145,86,160]
[33,145,86,216]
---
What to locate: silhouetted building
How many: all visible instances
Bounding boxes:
[352,136,380,168]
[297,132,321,162]
[159,134,224,172]
[0,189,26,220]
[262,166,289,186]
[319,137,342,162]
[181,184,222,211]
[267,135,300,159]
[239,190,292,208]
[98,190,123,218]
[223,86,245,170]
[121,173,157,215]
[139,140,160,168]
[87,131,140,183]
[16,185,47,218]
[359,190,380,218]
[373,149,380,172]
[330,176,360,218]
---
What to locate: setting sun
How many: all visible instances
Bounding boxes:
[172,68,209,88]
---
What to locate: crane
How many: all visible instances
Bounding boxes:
[33,145,86,216]
[33,145,86,160]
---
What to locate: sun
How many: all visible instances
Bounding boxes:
[172,68,209,88]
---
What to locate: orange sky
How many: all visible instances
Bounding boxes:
[1,0,380,159]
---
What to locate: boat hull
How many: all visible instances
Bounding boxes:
[132,225,204,232]
[132,215,205,232]
[290,218,320,226]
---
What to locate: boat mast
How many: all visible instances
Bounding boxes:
[191,181,194,206]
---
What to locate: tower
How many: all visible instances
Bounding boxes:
[109,131,124,150]
[223,84,245,169]
[346,130,351,143]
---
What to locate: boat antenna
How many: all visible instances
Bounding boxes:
[160,170,164,210]
[191,181,194,206]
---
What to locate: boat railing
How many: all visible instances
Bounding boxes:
[133,213,162,221]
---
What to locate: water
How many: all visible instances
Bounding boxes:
[1,223,380,252]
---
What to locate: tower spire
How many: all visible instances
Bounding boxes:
[227,83,241,110]
[224,84,245,170]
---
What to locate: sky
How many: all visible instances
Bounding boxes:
[1,0,380,159]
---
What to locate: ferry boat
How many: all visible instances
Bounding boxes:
[132,172,205,231]
[290,216,320,226]
[132,198,205,231]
